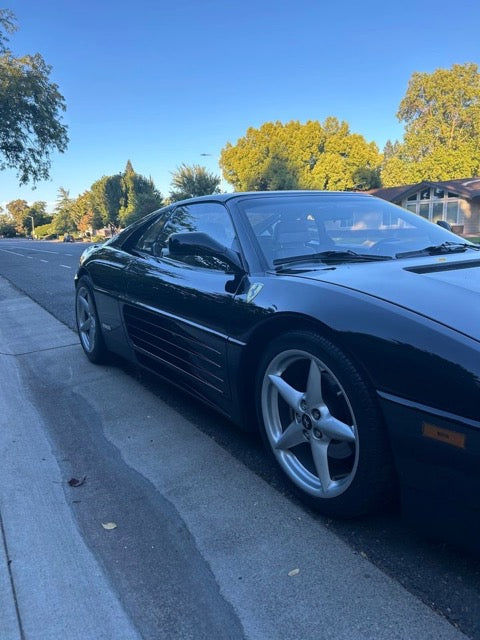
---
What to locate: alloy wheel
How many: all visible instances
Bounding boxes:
[261,349,359,499]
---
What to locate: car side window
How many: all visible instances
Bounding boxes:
[164,202,237,270]
[133,211,173,256]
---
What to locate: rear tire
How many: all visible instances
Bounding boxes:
[256,330,395,518]
[75,276,108,364]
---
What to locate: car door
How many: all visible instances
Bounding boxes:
[122,201,243,412]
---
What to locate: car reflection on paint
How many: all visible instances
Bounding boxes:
[75,191,480,552]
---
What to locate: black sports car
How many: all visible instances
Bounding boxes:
[75,191,480,548]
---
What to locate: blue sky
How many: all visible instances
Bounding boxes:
[2,0,480,211]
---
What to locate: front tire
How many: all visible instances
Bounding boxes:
[75,276,108,364]
[256,331,395,518]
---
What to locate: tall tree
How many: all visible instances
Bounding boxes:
[87,163,162,230]
[0,10,68,184]
[90,174,123,229]
[69,191,101,233]
[118,161,163,226]
[0,214,16,237]
[6,198,28,233]
[52,187,75,234]
[169,164,221,202]
[28,201,51,226]
[220,119,381,192]
[382,63,480,185]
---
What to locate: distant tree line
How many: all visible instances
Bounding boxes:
[0,161,221,237]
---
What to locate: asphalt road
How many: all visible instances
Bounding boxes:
[1,238,480,639]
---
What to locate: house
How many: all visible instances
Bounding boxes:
[370,177,480,236]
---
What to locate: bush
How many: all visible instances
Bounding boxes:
[35,222,57,239]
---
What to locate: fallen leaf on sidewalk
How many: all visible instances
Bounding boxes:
[288,568,300,577]
[67,476,86,487]
[102,522,117,530]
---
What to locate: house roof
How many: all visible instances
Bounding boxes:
[370,177,480,202]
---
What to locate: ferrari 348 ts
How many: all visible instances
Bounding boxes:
[75,191,480,549]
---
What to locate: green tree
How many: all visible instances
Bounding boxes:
[28,201,51,232]
[382,63,480,185]
[169,163,222,202]
[220,119,381,192]
[33,221,56,238]
[90,174,123,229]
[0,214,16,236]
[0,10,68,185]
[118,161,163,226]
[68,191,102,234]
[52,187,75,234]
[352,167,381,190]
[5,198,51,234]
[6,198,28,232]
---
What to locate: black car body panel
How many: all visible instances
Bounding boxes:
[75,191,480,550]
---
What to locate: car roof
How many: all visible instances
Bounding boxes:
[171,190,374,206]
[110,190,375,246]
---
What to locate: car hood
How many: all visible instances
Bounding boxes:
[294,253,480,342]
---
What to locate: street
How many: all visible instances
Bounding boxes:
[0,238,479,639]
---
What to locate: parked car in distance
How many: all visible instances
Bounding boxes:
[75,191,480,551]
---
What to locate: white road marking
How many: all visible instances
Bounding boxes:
[0,248,25,256]
[7,245,58,254]
[60,265,72,269]
[40,259,48,263]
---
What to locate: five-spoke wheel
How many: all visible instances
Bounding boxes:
[75,276,107,363]
[257,331,394,517]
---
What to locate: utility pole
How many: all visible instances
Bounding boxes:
[28,215,35,238]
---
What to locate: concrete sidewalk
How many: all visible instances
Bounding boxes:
[0,279,141,640]
[0,276,469,640]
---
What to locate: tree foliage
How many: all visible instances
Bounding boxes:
[52,187,76,234]
[90,174,123,229]
[220,119,381,192]
[382,63,480,185]
[61,162,163,233]
[6,198,28,232]
[119,161,163,226]
[169,164,221,202]
[0,10,68,185]
[0,213,16,236]
[4,198,50,233]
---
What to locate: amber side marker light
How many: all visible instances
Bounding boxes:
[422,422,466,449]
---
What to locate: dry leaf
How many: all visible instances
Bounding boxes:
[101,522,117,530]
[68,476,86,487]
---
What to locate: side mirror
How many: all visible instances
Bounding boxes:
[436,220,452,231]
[168,232,244,273]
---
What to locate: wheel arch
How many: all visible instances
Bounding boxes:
[235,312,381,432]
[75,266,89,287]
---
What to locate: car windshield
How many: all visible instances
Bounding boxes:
[237,193,474,269]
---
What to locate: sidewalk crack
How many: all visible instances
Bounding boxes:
[0,343,79,357]
[0,509,26,640]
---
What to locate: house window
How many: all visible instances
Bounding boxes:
[401,188,460,224]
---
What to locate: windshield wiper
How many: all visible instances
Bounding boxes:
[396,241,480,259]
[273,249,393,269]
